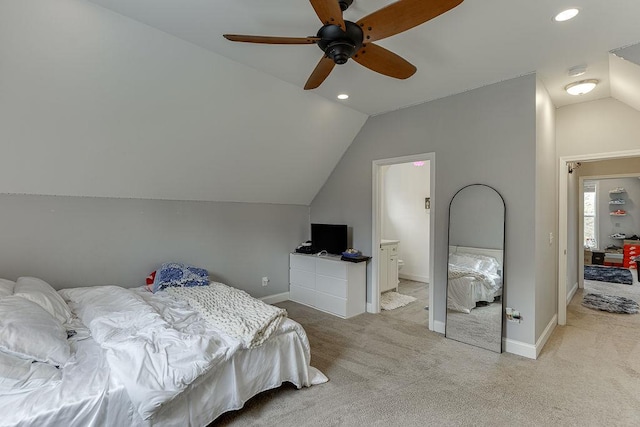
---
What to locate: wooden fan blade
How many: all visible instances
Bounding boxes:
[304,56,336,90]
[309,0,346,30]
[223,34,320,44]
[356,0,463,42]
[353,43,416,79]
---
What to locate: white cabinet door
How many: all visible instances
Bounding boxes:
[388,254,398,291]
[379,245,389,292]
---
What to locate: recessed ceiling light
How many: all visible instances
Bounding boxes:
[565,79,599,96]
[337,93,349,100]
[554,8,579,22]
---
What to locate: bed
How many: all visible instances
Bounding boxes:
[447,246,503,314]
[0,275,327,427]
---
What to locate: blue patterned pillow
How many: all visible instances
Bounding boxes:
[152,263,209,293]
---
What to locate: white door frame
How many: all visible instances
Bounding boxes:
[558,149,640,325]
[371,152,436,331]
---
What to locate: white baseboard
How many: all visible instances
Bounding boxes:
[399,273,429,283]
[503,338,536,359]
[567,282,578,305]
[433,320,445,334]
[260,292,290,305]
[535,314,557,358]
[502,314,557,360]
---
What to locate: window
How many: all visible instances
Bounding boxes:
[584,181,597,248]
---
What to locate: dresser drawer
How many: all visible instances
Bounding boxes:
[314,292,347,317]
[316,275,347,298]
[289,285,316,307]
[316,258,347,279]
[290,268,315,289]
[290,254,316,272]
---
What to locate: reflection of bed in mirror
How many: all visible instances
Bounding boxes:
[447,246,503,314]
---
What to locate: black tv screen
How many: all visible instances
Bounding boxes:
[311,223,348,255]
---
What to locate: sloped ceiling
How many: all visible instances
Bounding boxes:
[84,0,640,114]
[610,43,640,113]
[4,1,640,206]
[0,0,367,205]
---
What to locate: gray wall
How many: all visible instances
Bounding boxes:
[534,78,558,341]
[594,178,640,247]
[558,99,640,302]
[310,74,538,345]
[449,185,504,250]
[566,171,579,297]
[0,194,308,297]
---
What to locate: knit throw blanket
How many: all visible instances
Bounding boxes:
[167,283,287,348]
[448,265,492,284]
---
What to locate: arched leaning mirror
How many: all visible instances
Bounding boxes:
[445,184,505,353]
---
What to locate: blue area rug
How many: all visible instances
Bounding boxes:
[584,265,633,285]
[582,293,639,314]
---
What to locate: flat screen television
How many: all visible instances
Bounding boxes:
[311,223,348,255]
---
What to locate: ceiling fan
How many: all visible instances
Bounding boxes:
[224,0,464,90]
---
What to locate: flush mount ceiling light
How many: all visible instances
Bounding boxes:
[337,93,349,100]
[554,8,579,22]
[565,79,599,96]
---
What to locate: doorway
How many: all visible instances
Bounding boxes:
[579,174,640,298]
[558,150,640,325]
[371,153,436,331]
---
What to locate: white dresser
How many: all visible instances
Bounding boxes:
[289,253,366,318]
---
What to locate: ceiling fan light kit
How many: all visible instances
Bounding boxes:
[223,0,464,90]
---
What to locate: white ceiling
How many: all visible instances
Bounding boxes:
[85,0,640,115]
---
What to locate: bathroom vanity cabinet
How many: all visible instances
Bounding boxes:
[380,240,399,293]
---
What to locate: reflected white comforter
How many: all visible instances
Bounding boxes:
[448,264,502,313]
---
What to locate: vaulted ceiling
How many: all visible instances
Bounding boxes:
[3,1,640,206]
[86,0,640,115]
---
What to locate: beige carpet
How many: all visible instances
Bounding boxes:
[213,283,640,426]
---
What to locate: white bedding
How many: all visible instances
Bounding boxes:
[167,282,287,349]
[0,286,326,427]
[447,252,502,313]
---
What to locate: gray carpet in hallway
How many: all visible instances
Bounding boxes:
[213,286,640,426]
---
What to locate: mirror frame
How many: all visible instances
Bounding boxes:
[445,183,506,353]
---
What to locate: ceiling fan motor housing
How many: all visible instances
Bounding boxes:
[317,21,363,65]
[338,0,354,11]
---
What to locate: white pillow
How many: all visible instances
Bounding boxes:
[455,252,499,274]
[0,278,15,299]
[0,350,61,393]
[449,253,482,270]
[0,296,71,366]
[14,277,72,324]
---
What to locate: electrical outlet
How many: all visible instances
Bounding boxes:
[505,307,522,323]
[262,277,269,287]
[549,232,554,245]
